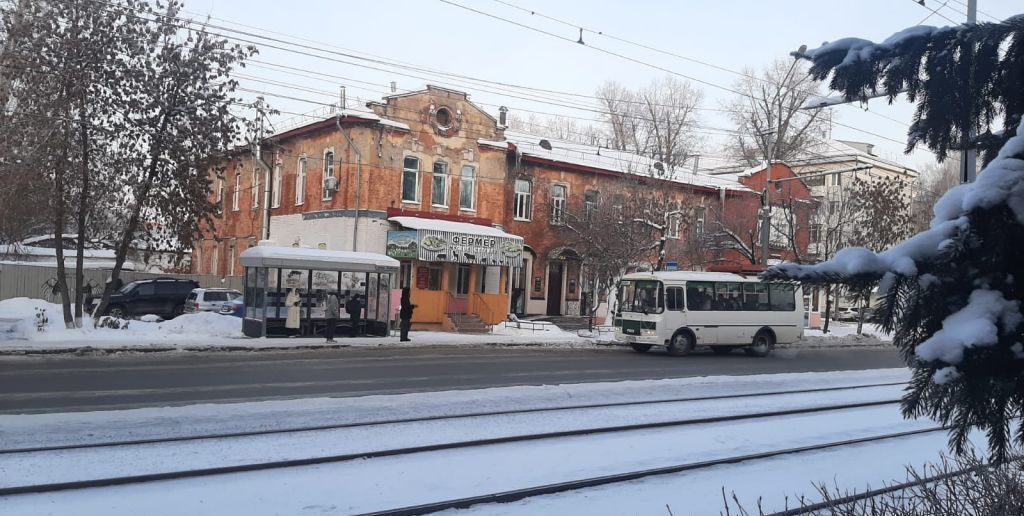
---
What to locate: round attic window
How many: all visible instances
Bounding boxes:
[434,107,452,129]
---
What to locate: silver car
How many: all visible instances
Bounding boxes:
[185,288,242,314]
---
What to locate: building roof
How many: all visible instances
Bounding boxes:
[706,140,918,179]
[239,245,399,272]
[389,216,522,241]
[495,130,752,193]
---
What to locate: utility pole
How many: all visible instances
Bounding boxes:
[252,98,273,242]
[760,130,774,265]
[961,0,978,184]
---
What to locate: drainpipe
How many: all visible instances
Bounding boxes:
[336,115,363,251]
[252,142,273,242]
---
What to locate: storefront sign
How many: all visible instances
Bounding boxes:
[386,230,419,260]
[416,266,429,290]
[415,229,523,267]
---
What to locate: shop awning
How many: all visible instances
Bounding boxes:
[240,245,399,273]
[388,216,524,266]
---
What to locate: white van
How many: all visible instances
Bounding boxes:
[613,271,803,357]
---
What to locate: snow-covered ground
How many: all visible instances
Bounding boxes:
[0,368,971,516]
[0,297,892,353]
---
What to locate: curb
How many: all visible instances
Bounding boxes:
[0,340,626,356]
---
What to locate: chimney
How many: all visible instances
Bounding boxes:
[498,106,508,127]
[339,86,346,110]
[390,81,397,93]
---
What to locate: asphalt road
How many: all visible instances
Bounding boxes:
[0,346,904,414]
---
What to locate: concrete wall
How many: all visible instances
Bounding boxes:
[0,263,242,302]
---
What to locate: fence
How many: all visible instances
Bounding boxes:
[0,263,243,302]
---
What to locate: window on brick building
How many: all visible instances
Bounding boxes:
[232,170,240,211]
[667,213,681,239]
[251,167,260,209]
[211,245,219,276]
[402,156,420,203]
[322,150,335,201]
[514,179,532,220]
[295,156,307,205]
[584,190,598,220]
[217,178,224,203]
[229,245,236,276]
[460,165,476,210]
[695,207,706,235]
[550,184,567,225]
[272,161,282,208]
[432,161,449,207]
[809,224,821,243]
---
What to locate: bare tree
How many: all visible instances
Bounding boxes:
[910,159,960,233]
[726,59,830,166]
[596,77,704,175]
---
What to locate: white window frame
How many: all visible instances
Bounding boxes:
[584,189,599,220]
[228,245,236,276]
[695,207,706,235]
[217,178,224,203]
[431,160,449,207]
[667,213,681,239]
[514,179,532,221]
[459,165,476,211]
[210,245,219,276]
[322,149,335,201]
[232,170,240,211]
[295,156,307,205]
[271,160,282,208]
[251,166,260,209]
[550,183,567,226]
[402,156,421,204]
[194,242,202,274]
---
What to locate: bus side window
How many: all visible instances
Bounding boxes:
[666,287,684,311]
[686,282,713,311]
[769,284,797,311]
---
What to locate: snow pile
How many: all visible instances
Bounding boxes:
[0,297,242,343]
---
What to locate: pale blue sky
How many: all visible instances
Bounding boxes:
[187,0,1021,170]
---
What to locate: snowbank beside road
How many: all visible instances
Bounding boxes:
[0,297,242,343]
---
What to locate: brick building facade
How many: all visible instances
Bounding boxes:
[196,86,814,326]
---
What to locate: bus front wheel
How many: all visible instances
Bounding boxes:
[667,331,695,356]
[630,343,652,353]
[746,330,775,357]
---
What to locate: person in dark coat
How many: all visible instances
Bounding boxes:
[345,294,363,338]
[399,287,416,342]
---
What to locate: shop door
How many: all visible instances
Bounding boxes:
[546,263,563,315]
[448,264,471,314]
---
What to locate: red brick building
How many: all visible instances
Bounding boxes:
[196,86,814,326]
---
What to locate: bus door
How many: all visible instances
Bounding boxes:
[684,281,717,345]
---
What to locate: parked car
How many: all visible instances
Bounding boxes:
[220,297,244,318]
[185,288,242,314]
[835,307,860,322]
[85,278,199,320]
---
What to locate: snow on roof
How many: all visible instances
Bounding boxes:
[477,138,509,149]
[272,104,410,136]
[239,246,399,272]
[794,140,917,175]
[0,244,117,259]
[501,130,752,193]
[389,216,523,241]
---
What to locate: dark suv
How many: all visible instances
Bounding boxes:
[86,278,200,319]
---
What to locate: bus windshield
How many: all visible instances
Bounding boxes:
[618,280,664,314]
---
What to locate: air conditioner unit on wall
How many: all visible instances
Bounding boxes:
[325,176,339,192]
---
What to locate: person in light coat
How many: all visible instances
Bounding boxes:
[285,288,301,337]
[324,293,340,343]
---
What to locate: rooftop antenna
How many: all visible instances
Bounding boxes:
[577,28,585,45]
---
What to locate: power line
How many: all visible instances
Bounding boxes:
[948,0,1001,21]
[918,0,954,25]
[910,0,960,24]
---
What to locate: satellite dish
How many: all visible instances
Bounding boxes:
[653,162,665,172]
[538,139,552,150]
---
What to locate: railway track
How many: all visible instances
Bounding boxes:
[1,388,905,497]
[358,426,949,516]
[1,380,904,455]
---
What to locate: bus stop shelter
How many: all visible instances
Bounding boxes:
[239,245,400,338]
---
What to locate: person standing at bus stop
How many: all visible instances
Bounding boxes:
[346,294,363,338]
[324,293,340,343]
[399,287,416,342]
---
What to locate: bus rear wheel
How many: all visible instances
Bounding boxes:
[667,331,695,356]
[630,343,652,353]
[746,330,775,357]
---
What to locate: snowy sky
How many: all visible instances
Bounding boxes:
[184,0,1021,171]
